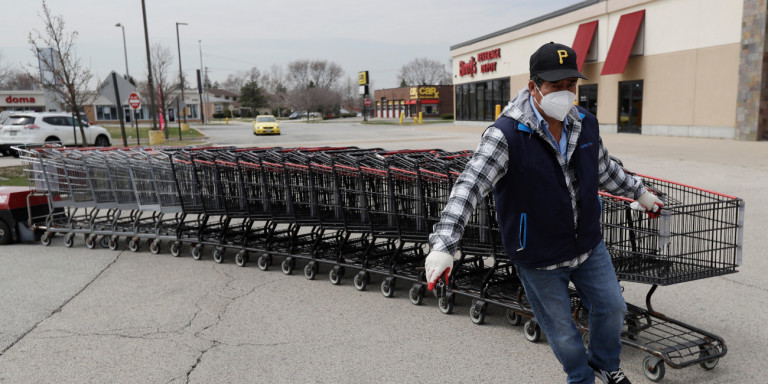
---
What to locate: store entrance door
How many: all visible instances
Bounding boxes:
[617,80,643,134]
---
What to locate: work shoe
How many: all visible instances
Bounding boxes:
[593,367,631,384]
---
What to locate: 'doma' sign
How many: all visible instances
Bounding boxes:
[5,96,37,104]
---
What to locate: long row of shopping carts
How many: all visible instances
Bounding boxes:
[15,144,743,382]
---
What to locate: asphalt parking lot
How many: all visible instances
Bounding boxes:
[0,121,766,383]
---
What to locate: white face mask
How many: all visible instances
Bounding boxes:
[534,85,576,121]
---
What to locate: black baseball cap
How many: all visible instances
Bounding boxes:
[529,42,587,82]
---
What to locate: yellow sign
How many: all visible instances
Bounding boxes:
[358,71,369,85]
[410,86,439,99]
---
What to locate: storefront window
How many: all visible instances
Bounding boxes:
[96,105,118,120]
[618,80,643,134]
[578,84,598,115]
[455,77,510,121]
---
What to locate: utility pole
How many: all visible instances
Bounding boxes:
[141,0,158,131]
[175,22,187,140]
[198,40,205,124]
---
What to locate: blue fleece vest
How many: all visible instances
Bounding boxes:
[493,106,603,268]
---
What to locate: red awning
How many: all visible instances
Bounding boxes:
[572,20,598,71]
[405,100,417,105]
[420,99,439,104]
[601,10,645,75]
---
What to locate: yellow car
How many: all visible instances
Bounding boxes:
[253,115,280,135]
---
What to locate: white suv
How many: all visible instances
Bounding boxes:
[0,112,112,156]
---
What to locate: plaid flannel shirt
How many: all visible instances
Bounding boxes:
[429,88,646,269]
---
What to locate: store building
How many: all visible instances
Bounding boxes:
[373,85,453,119]
[451,0,766,140]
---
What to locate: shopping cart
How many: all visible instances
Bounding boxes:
[589,173,744,381]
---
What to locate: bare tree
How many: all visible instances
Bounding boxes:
[287,87,341,118]
[0,52,13,87]
[286,59,344,90]
[398,57,451,86]
[261,64,287,116]
[27,0,95,143]
[136,43,175,127]
[0,70,37,90]
[340,76,361,112]
[222,67,260,92]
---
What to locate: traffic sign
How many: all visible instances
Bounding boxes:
[364,99,371,107]
[128,93,141,109]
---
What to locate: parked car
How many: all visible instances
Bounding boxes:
[288,111,307,120]
[252,115,280,135]
[0,112,112,156]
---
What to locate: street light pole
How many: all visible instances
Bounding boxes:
[115,22,135,130]
[175,22,187,141]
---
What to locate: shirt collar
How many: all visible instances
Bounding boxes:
[528,95,569,131]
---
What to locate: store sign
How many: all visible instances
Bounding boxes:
[409,86,440,99]
[460,48,501,77]
[5,96,37,104]
[459,57,477,77]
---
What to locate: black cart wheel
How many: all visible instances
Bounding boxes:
[505,309,522,326]
[63,233,75,248]
[353,271,369,291]
[40,231,52,246]
[643,355,665,382]
[235,251,248,267]
[381,278,396,298]
[438,294,455,314]
[698,344,719,370]
[108,236,119,250]
[469,300,487,325]
[0,220,10,245]
[128,238,139,252]
[304,262,318,280]
[329,266,345,285]
[85,235,96,249]
[191,244,203,260]
[170,241,181,257]
[281,257,294,275]
[257,254,272,271]
[212,247,224,263]
[99,235,110,249]
[150,240,161,255]
[408,284,426,305]
[524,319,542,343]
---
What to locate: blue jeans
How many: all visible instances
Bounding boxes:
[516,241,627,384]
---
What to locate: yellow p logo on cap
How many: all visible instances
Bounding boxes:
[557,50,568,64]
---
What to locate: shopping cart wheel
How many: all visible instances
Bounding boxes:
[505,310,523,326]
[438,293,455,314]
[524,319,542,343]
[257,254,272,271]
[128,238,139,252]
[212,247,224,263]
[63,233,75,248]
[643,355,665,382]
[109,236,120,251]
[469,300,487,325]
[329,266,345,285]
[99,235,110,249]
[191,244,203,260]
[408,284,426,305]
[85,235,96,249]
[41,232,52,246]
[304,262,318,280]
[170,242,182,257]
[698,344,720,370]
[235,251,248,267]
[380,277,396,298]
[150,240,162,255]
[281,257,295,275]
[353,271,369,291]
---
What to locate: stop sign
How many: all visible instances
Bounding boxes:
[364,99,371,107]
[128,93,141,109]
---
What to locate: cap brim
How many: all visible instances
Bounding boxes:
[537,68,587,82]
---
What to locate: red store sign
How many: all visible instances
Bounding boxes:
[459,48,501,77]
[5,96,37,104]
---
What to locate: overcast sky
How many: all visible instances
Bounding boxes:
[2,0,583,90]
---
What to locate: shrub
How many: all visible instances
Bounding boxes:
[440,113,454,120]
